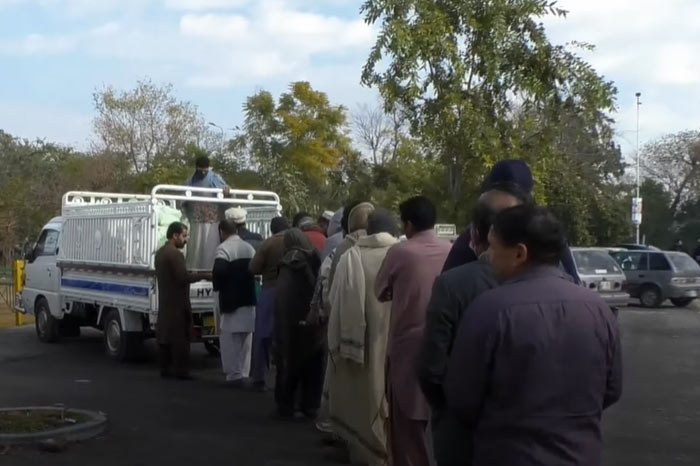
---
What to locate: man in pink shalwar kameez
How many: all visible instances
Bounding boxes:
[376,196,451,466]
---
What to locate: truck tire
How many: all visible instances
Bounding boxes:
[671,298,694,308]
[35,298,60,343]
[204,339,220,357]
[103,309,143,362]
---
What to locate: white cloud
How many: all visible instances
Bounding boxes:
[90,21,122,37]
[543,0,700,152]
[180,13,249,41]
[261,2,374,54]
[163,0,249,10]
[0,33,75,56]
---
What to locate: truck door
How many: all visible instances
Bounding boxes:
[23,228,61,316]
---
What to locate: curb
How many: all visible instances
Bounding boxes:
[0,407,107,446]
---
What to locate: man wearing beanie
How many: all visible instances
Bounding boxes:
[443,160,534,273]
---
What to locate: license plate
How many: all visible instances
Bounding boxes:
[599,281,612,291]
[190,287,213,299]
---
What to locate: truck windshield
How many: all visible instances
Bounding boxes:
[667,253,700,273]
[573,250,622,275]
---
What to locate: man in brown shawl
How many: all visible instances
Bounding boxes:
[154,222,210,380]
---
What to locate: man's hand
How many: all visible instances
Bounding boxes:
[305,309,320,326]
[190,270,212,282]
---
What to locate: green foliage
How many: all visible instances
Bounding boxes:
[241,82,356,213]
[638,180,675,248]
[360,0,624,244]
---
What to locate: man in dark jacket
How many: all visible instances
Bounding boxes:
[445,205,622,466]
[274,229,324,418]
[417,184,529,466]
[155,222,210,380]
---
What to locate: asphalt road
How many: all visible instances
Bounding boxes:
[2,305,700,465]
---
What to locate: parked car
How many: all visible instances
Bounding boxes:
[615,243,661,251]
[570,248,629,307]
[609,250,700,308]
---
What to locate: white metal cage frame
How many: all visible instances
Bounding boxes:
[58,186,283,271]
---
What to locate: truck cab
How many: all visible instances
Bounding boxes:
[20,217,63,328]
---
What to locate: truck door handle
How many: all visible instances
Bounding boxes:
[638,274,645,278]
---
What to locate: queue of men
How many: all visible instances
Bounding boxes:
[154,159,622,466]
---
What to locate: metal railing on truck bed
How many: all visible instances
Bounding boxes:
[58,186,282,271]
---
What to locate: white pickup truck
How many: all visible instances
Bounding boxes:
[15,185,281,361]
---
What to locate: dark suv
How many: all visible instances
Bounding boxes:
[610,250,700,308]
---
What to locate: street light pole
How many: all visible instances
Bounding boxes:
[634,92,642,244]
[208,122,225,154]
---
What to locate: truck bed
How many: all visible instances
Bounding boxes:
[59,199,159,270]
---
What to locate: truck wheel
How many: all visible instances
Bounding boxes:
[103,310,143,362]
[35,298,60,343]
[671,298,694,308]
[204,339,220,357]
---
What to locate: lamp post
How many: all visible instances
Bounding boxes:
[208,122,225,154]
[632,92,643,244]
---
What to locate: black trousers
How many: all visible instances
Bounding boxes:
[158,342,191,377]
[275,347,325,415]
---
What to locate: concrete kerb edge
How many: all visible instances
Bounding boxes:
[0,407,107,446]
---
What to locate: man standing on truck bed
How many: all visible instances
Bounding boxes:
[155,222,210,380]
[184,155,231,271]
[213,219,257,387]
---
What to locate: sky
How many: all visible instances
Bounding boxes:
[0,0,699,157]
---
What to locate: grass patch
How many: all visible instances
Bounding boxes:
[0,409,90,434]
[0,307,33,330]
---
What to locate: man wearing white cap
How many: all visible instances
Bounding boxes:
[226,207,263,250]
[213,219,257,386]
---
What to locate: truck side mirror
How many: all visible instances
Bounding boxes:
[24,249,36,263]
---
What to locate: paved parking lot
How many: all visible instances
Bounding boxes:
[2,305,700,465]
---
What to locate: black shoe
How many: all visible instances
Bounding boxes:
[276,407,295,419]
[323,445,351,464]
[175,374,196,381]
[251,381,267,392]
[302,409,318,420]
[160,371,173,379]
[224,379,250,389]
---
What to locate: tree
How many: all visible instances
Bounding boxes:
[642,130,700,218]
[352,103,405,166]
[360,0,619,230]
[0,131,111,263]
[241,82,356,212]
[637,179,675,248]
[92,79,212,173]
